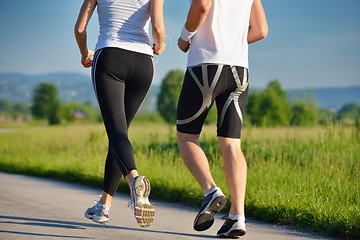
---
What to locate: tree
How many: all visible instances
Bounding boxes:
[31,83,60,124]
[246,91,262,125]
[337,103,360,125]
[0,99,13,113]
[59,101,99,123]
[157,70,184,124]
[337,103,360,120]
[48,102,61,125]
[318,108,337,125]
[290,101,318,126]
[13,102,31,115]
[247,80,291,127]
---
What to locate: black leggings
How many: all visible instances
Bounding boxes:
[91,47,153,196]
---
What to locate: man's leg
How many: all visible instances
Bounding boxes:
[217,136,247,237]
[177,131,227,231]
[218,137,247,215]
[177,131,216,194]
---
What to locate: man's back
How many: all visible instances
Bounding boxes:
[187,0,254,68]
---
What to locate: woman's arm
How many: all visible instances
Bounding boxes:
[74,0,97,67]
[248,0,268,44]
[150,0,166,55]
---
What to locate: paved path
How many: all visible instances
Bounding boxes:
[0,172,334,240]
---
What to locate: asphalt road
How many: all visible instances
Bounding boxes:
[0,172,335,240]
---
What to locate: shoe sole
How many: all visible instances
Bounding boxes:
[193,195,227,231]
[92,215,109,224]
[218,229,246,238]
[133,176,155,227]
[85,212,109,224]
[84,212,93,219]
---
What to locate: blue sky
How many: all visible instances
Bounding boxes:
[0,0,359,89]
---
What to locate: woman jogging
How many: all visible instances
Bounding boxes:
[74,0,165,227]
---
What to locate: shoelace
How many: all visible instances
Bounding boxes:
[197,196,211,209]
[197,193,212,208]
[221,214,231,220]
[94,194,102,202]
[92,194,103,206]
[127,199,134,209]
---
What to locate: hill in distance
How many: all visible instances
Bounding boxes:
[0,72,94,105]
[0,72,359,110]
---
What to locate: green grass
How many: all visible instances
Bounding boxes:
[244,133,359,238]
[0,122,359,239]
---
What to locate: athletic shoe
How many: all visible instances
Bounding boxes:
[217,215,246,238]
[193,187,227,231]
[85,201,110,224]
[129,176,154,227]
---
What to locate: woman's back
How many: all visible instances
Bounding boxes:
[95,0,153,55]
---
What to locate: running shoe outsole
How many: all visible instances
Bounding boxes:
[218,229,246,238]
[133,176,155,227]
[193,194,227,231]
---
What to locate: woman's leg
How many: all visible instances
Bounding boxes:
[92,48,155,226]
[93,48,153,180]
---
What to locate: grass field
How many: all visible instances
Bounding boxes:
[0,122,359,239]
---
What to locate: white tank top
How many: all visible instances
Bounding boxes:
[95,0,153,56]
[187,0,254,68]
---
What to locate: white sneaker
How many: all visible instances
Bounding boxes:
[193,187,227,231]
[85,201,110,224]
[217,215,246,238]
[129,176,154,227]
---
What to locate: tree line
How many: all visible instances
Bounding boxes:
[0,83,99,124]
[157,70,360,127]
[0,70,359,126]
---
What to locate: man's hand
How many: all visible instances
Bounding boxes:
[177,37,190,53]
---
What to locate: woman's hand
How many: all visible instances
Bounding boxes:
[81,49,94,68]
[153,42,166,55]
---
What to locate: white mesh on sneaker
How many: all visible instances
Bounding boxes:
[92,204,110,223]
[84,196,110,224]
[85,201,101,219]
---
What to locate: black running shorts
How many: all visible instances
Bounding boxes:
[176,64,249,139]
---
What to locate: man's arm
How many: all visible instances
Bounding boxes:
[184,0,212,32]
[248,0,268,44]
[178,0,212,53]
